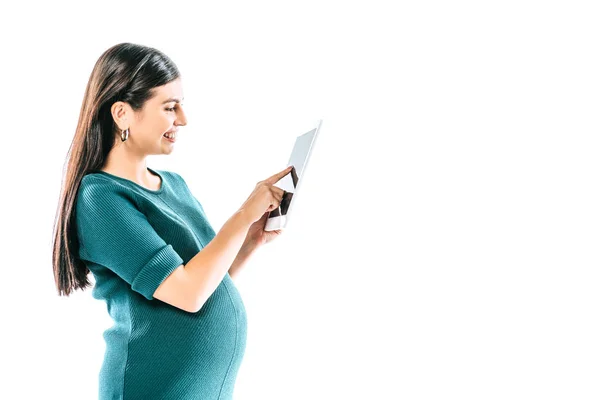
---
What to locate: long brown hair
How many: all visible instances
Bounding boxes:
[52,42,180,296]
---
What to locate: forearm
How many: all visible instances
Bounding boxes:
[184,210,251,308]
[229,241,258,280]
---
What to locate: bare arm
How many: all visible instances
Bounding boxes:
[153,209,252,312]
[228,242,258,280]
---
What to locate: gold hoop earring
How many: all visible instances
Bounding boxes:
[121,128,129,142]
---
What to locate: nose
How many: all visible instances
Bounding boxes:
[177,106,188,126]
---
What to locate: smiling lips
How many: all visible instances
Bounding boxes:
[163,131,177,141]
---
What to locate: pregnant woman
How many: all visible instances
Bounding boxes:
[51,42,291,399]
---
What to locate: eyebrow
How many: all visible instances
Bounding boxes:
[162,97,184,104]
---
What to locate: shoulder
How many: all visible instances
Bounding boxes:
[79,173,127,197]
[78,173,115,198]
[77,174,139,214]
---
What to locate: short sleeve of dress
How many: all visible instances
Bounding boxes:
[75,177,184,300]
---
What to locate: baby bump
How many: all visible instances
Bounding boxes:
[124,274,248,386]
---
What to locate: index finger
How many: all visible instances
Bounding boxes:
[265,165,293,184]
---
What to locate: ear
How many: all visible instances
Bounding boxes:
[110,101,130,130]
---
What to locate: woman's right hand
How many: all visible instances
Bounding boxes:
[237,165,293,225]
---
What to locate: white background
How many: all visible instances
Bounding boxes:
[1,1,599,399]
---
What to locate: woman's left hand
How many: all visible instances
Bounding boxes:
[245,211,283,248]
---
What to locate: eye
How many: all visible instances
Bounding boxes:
[165,107,176,112]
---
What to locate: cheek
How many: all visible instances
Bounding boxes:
[153,114,173,134]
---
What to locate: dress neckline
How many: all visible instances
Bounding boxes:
[92,167,165,194]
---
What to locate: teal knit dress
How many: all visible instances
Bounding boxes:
[75,167,247,400]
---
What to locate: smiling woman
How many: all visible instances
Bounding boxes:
[51,42,248,400]
[101,74,187,164]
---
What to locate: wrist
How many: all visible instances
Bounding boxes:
[242,238,259,254]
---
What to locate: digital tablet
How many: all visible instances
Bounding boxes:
[264,119,323,231]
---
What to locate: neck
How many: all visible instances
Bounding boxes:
[102,141,151,185]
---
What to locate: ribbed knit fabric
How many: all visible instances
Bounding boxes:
[75,167,247,400]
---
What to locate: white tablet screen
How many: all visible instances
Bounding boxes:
[268,120,322,227]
